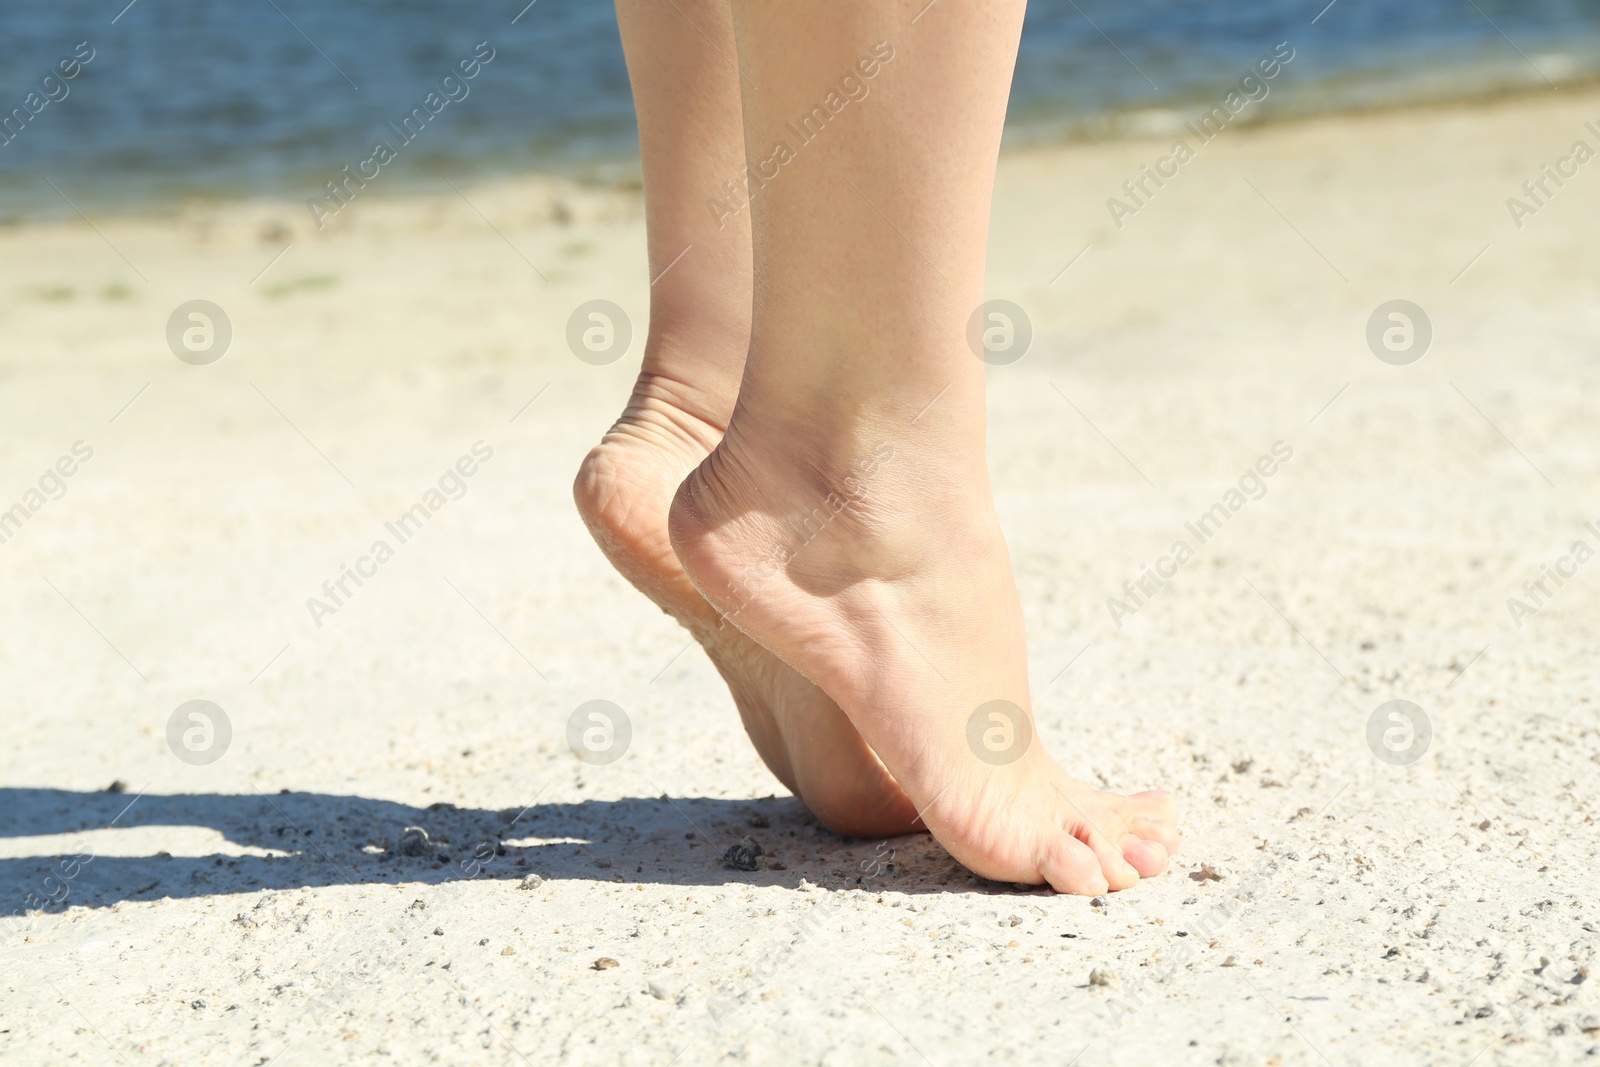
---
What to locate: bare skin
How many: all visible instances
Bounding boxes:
[574,0,919,837]
[582,0,1179,890]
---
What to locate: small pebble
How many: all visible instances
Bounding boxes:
[593,957,619,970]
[1089,967,1118,988]
[517,874,543,891]
[723,837,764,872]
[398,827,432,857]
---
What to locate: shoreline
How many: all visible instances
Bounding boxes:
[2,76,1595,228]
[1006,69,1600,150]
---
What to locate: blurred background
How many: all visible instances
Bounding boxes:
[3,0,1598,216]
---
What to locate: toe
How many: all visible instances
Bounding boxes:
[1121,836,1169,878]
[1037,835,1110,895]
[1103,792,1180,849]
[1080,827,1141,892]
[1126,815,1180,851]
[1121,790,1179,822]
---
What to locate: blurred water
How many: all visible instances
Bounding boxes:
[1008,0,1600,141]
[1,0,1596,216]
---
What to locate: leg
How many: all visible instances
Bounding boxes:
[670,0,1177,892]
[574,0,919,835]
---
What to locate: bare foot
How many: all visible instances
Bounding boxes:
[574,371,920,836]
[668,402,1179,894]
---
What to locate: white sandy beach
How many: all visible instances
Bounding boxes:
[3,86,1600,1064]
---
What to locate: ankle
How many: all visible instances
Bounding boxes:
[719,372,990,494]
[733,330,987,442]
[613,313,749,442]
[678,407,1001,601]
[636,303,749,404]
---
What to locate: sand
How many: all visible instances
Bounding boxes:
[3,86,1600,1065]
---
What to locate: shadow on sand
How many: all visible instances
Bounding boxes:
[1,786,977,915]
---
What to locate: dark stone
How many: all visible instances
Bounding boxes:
[398,826,432,857]
[722,837,764,871]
